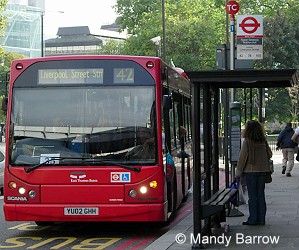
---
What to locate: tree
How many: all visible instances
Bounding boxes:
[0,52,26,123]
[233,1,299,123]
[254,11,299,122]
[114,0,160,35]
[0,1,8,124]
[0,0,7,57]
[111,0,299,123]
[114,0,227,69]
[97,40,125,55]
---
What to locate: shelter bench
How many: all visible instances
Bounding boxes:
[201,188,237,219]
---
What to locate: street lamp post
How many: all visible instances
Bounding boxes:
[41,11,44,57]
[38,10,64,57]
[29,9,45,57]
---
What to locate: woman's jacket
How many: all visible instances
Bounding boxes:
[236,139,273,177]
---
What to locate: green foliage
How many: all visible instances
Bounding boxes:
[256,13,299,69]
[254,10,299,122]
[114,0,160,35]
[110,0,299,123]
[265,88,292,123]
[0,0,7,57]
[0,52,26,123]
[113,0,228,69]
[97,40,125,55]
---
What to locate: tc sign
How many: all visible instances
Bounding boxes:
[225,0,239,15]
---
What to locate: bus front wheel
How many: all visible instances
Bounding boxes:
[35,221,53,226]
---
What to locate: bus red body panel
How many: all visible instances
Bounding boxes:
[4,203,168,222]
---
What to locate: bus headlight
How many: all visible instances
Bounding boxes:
[18,187,26,195]
[140,186,147,194]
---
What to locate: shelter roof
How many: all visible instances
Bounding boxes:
[186,69,298,88]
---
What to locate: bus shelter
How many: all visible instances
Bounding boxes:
[186,69,299,248]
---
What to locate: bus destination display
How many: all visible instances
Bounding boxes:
[38,69,104,84]
[113,68,134,84]
[38,68,135,84]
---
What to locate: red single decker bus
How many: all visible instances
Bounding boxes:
[3,55,192,225]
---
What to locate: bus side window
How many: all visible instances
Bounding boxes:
[171,102,180,149]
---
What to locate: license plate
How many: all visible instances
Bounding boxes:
[64,207,99,215]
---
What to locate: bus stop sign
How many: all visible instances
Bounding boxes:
[226,0,239,15]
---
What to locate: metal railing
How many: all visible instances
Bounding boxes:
[267,134,278,152]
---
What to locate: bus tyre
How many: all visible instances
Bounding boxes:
[159,219,170,227]
[182,192,189,203]
[172,174,177,215]
[35,221,52,226]
[182,159,191,203]
[167,171,177,215]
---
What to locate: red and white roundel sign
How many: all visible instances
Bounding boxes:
[237,15,263,36]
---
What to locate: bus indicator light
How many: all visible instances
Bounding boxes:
[150,181,158,188]
[8,181,17,189]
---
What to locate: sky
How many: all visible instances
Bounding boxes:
[44,0,118,38]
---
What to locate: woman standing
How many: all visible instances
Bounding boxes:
[236,120,272,226]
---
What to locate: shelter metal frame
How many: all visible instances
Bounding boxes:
[186,69,298,249]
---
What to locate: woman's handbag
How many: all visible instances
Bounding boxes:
[229,180,239,207]
[265,159,273,184]
[238,181,247,205]
[269,159,274,173]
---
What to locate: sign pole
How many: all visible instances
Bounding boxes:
[225,1,243,218]
[226,0,239,101]
[230,14,235,71]
[230,14,235,101]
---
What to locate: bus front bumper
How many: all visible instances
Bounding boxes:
[4,202,168,222]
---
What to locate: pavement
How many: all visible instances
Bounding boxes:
[145,151,299,249]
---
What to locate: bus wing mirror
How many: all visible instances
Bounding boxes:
[2,97,7,112]
[163,95,172,110]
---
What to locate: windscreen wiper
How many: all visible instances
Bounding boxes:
[83,158,141,173]
[24,157,141,173]
[24,157,66,173]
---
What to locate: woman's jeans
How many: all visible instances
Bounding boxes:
[244,172,266,224]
